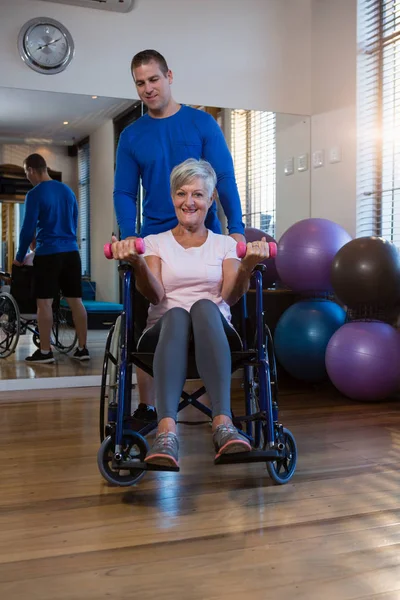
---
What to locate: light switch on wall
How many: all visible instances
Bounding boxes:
[329,146,342,163]
[284,157,294,176]
[312,150,324,168]
[297,154,309,172]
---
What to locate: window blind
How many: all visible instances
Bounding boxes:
[357,0,400,245]
[77,142,90,277]
[230,109,276,237]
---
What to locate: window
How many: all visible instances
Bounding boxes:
[229,109,276,237]
[357,0,400,245]
[77,141,90,277]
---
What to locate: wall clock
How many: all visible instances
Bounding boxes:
[18,17,74,75]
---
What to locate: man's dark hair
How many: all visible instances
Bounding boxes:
[130,49,169,77]
[24,153,47,172]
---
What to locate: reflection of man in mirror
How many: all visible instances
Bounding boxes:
[14,153,90,364]
[113,49,245,424]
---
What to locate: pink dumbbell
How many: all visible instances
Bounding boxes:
[236,240,277,259]
[104,238,145,259]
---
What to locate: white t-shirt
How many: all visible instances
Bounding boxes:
[143,230,239,328]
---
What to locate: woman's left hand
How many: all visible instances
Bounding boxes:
[241,237,270,271]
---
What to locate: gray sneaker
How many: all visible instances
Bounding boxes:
[144,432,179,468]
[213,424,252,459]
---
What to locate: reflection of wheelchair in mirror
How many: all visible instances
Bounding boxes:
[98,260,297,487]
[0,266,77,358]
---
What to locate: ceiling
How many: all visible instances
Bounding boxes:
[42,0,134,12]
[0,87,135,145]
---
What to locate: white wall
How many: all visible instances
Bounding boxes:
[310,0,357,237]
[0,0,312,115]
[0,143,77,192]
[89,120,118,303]
[275,114,311,240]
[1,0,360,287]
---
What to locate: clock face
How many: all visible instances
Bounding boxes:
[18,18,74,75]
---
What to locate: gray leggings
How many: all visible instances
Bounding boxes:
[137,299,242,421]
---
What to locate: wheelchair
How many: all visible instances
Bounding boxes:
[0,266,77,358]
[98,259,298,487]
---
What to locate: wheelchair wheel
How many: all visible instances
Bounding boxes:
[100,316,121,442]
[265,324,278,404]
[52,304,77,353]
[248,366,264,449]
[97,431,149,486]
[32,329,40,348]
[267,427,297,485]
[248,325,278,449]
[0,292,20,358]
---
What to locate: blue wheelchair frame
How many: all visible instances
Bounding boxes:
[98,264,297,486]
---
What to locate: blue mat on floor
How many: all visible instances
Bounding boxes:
[61,299,123,313]
[60,299,123,329]
[82,300,123,313]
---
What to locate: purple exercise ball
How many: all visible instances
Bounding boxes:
[276,218,352,293]
[325,321,400,401]
[245,227,279,288]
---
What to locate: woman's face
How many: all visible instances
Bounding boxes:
[172,177,213,230]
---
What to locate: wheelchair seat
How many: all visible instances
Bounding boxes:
[131,349,257,380]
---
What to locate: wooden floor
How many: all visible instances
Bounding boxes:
[0,329,108,380]
[1,382,400,599]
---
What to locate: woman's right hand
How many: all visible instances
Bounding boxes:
[110,235,143,264]
[241,237,270,272]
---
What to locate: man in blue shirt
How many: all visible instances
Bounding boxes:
[14,153,90,363]
[114,49,245,425]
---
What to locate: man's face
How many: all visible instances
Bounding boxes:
[132,60,173,114]
[24,164,34,185]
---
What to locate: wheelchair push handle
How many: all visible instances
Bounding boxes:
[236,241,277,259]
[103,238,145,260]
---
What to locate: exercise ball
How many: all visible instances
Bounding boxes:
[245,227,279,288]
[276,218,352,293]
[331,236,400,309]
[274,299,346,382]
[326,322,400,401]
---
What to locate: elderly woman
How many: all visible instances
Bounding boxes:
[110,159,269,468]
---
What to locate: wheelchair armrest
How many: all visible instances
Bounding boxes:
[117,263,134,275]
[253,264,266,273]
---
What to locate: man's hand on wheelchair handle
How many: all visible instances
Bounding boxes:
[12,259,23,267]
[241,237,270,271]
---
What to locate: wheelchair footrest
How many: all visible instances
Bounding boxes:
[113,459,179,473]
[214,449,280,465]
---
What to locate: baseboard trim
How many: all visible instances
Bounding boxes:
[0,373,137,392]
[0,368,242,393]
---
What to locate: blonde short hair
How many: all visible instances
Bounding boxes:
[170,159,217,198]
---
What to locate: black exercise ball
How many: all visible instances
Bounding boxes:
[331,236,400,308]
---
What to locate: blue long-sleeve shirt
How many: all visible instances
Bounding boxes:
[16,180,79,263]
[114,105,245,239]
